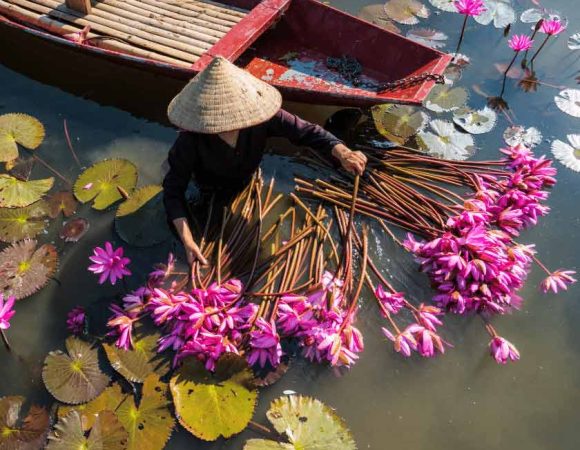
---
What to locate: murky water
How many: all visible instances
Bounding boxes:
[1,0,579,448]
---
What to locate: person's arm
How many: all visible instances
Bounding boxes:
[162,133,208,265]
[267,109,367,175]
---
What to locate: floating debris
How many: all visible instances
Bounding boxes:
[60,217,90,243]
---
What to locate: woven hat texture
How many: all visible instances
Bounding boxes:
[167,56,282,133]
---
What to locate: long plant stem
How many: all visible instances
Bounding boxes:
[455,15,468,55]
[1,329,12,352]
[63,119,81,168]
[530,34,550,64]
[500,52,519,97]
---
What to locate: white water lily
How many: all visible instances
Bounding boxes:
[503,126,542,148]
[428,0,455,13]
[568,33,580,50]
[555,89,580,118]
[551,134,580,172]
[453,107,497,134]
[417,119,475,161]
[475,0,516,29]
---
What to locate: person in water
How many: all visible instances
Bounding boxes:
[163,56,367,266]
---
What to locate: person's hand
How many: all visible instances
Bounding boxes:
[332,144,367,175]
[185,242,208,266]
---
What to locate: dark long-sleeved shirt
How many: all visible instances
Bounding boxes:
[163,109,342,221]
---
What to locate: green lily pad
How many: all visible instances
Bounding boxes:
[170,353,257,441]
[42,337,110,404]
[114,185,170,247]
[47,410,128,450]
[0,175,54,208]
[47,191,78,218]
[74,159,138,210]
[0,239,58,300]
[371,104,428,139]
[0,201,49,242]
[116,374,174,450]
[424,85,468,113]
[384,0,429,25]
[58,384,127,431]
[103,328,170,383]
[0,396,50,450]
[244,396,356,450]
[0,113,45,163]
[452,107,497,135]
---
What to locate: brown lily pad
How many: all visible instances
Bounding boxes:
[59,218,90,243]
[0,396,50,450]
[47,191,78,218]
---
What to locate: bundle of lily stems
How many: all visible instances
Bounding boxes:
[109,142,575,371]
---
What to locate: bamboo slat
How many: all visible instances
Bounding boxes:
[171,0,247,17]
[97,0,225,41]
[162,0,244,22]
[121,0,232,34]
[0,0,191,66]
[8,0,199,62]
[38,0,207,56]
[140,0,239,27]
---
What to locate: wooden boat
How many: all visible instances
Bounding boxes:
[0,0,452,106]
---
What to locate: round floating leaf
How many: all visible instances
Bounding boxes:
[170,353,257,441]
[417,119,475,161]
[424,85,468,112]
[568,33,580,50]
[42,337,110,404]
[115,185,170,247]
[0,175,54,208]
[503,126,542,148]
[551,134,580,173]
[0,113,45,163]
[372,104,429,139]
[0,239,58,300]
[453,107,497,134]
[47,410,128,450]
[555,89,580,118]
[59,384,126,431]
[406,28,447,49]
[520,8,544,24]
[245,441,293,449]
[47,191,78,218]
[428,0,455,12]
[60,218,90,243]
[357,4,401,33]
[74,159,138,210]
[244,395,356,450]
[474,0,516,29]
[383,0,429,25]
[0,201,49,242]
[0,396,50,450]
[103,328,170,383]
[116,374,174,450]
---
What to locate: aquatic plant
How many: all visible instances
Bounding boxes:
[65,306,86,336]
[530,17,567,63]
[88,241,132,286]
[453,0,486,54]
[0,293,16,351]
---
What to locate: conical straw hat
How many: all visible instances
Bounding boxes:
[167,56,282,133]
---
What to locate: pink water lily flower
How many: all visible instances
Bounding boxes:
[540,270,577,294]
[0,294,16,330]
[540,18,566,35]
[489,336,520,364]
[247,318,282,368]
[107,304,138,350]
[88,242,131,285]
[66,306,86,335]
[508,35,534,52]
[454,0,485,16]
[374,285,405,315]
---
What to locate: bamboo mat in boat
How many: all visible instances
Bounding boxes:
[0,0,249,67]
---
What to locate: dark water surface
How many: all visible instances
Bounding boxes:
[1,0,579,449]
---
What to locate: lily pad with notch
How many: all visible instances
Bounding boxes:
[74,159,138,210]
[42,336,110,405]
[0,113,45,163]
[114,185,170,247]
[428,0,455,12]
[424,85,468,112]
[0,239,58,300]
[0,396,50,450]
[47,410,127,450]
[474,0,516,29]
[453,106,497,134]
[244,395,356,450]
[383,0,429,25]
[555,89,580,118]
[0,175,54,208]
[47,191,78,218]
[372,104,429,140]
[0,200,49,242]
[170,353,257,441]
[417,119,475,161]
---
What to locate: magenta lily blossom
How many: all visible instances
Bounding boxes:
[540,18,566,36]
[0,294,16,330]
[540,270,577,294]
[454,0,485,16]
[107,304,138,350]
[508,35,534,52]
[489,336,520,364]
[66,306,86,335]
[247,318,282,368]
[88,242,131,285]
